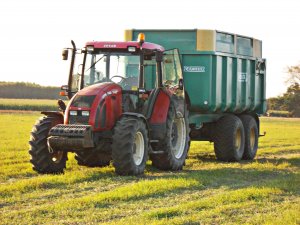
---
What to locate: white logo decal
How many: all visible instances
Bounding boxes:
[103,44,116,48]
[184,66,205,73]
[239,72,247,82]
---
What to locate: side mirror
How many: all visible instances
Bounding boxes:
[62,49,69,60]
[61,85,69,91]
[179,79,184,90]
[60,85,69,97]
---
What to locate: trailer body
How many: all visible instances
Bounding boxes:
[125,29,266,129]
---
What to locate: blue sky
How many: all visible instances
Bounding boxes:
[0,0,299,97]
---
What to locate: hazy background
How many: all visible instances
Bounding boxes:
[0,0,299,98]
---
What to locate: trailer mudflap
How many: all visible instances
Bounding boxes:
[47,124,94,151]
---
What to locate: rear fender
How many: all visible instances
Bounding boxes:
[149,89,170,124]
[147,89,171,141]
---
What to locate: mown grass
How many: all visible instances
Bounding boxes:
[0,98,60,111]
[0,112,299,224]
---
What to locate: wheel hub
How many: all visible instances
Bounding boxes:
[171,124,178,147]
[133,131,144,166]
[235,128,242,151]
[51,151,64,164]
[171,113,186,159]
[250,127,255,149]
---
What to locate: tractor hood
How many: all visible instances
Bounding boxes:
[64,82,122,131]
[76,82,117,96]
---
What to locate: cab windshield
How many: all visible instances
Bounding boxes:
[83,53,140,89]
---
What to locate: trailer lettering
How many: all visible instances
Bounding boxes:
[184,66,205,73]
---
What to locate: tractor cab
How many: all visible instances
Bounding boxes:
[61,34,184,114]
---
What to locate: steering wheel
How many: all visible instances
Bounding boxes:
[110,75,126,83]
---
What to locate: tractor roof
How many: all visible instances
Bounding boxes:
[85,41,164,52]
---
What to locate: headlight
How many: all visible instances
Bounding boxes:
[70,111,77,116]
[128,46,136,52]
[86,46,94,52]
[81,111,90,116]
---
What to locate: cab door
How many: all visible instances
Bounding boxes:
[162,49,186,117]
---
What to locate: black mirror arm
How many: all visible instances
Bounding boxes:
[179,78,184,90]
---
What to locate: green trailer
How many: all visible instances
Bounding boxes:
[126,29,266,161]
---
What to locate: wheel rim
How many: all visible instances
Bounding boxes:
[235,128,242,151]
[171,113,186,159]
[250,127,256,149]
[133,131,144,166]
[51,151,64,164]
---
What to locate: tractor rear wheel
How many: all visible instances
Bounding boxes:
[150,103,190,170]
[239,115,258,160]
[75,144,111,167]
[214,114,245,162]
[112,116,148,175]
[75,149,111,167]
[29,116,67,174]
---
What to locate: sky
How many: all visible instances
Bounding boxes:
[0,0,299,98]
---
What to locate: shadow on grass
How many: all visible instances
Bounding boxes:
[255,156,300,167]
[4,152,298,207]
[91,165,299,211]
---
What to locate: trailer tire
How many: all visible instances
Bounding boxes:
[29,116,67,174]
[112,116,148,176]
[75,145,111,167]
[239,115,258,160]
[214,115,245,162]
[150,103,190,170]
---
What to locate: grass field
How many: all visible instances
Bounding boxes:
[0,112,299,225]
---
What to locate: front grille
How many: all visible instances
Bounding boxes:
[69,115,90,125]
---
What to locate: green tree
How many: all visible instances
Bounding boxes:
[283,83,300,117]
[286,64,300,84]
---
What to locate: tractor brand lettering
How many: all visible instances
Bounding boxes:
[103,44,116,48]
[102,89,119,99]
[239,72,247,82]
[184,66,205,73]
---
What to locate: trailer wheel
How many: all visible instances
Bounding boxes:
[239,115,258,160]
[75,144,111,167]
[29,116,67,174]
[214,115,245,162]
[150,103,190,170]
[112,116,148,175]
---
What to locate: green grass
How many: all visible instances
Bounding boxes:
[0,112,299,224]
[0,98,60,111]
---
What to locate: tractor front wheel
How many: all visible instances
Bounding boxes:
[29,116,67,174]
[112,116,148,176]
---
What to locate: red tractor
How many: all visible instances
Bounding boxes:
[29,34,190,175]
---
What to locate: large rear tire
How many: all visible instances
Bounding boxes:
[150,103,190,170]
[29,116,67,174]
[214,115,245,162]
[239,115,258,160]
[75,143,111,167]
[112,116,148,176]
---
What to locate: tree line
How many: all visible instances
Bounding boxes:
[0,82,61,99]
[267,64,300,117]
[1,65,299,117]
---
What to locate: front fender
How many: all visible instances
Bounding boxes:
[41,111,64,123]
[121,112,149,129]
